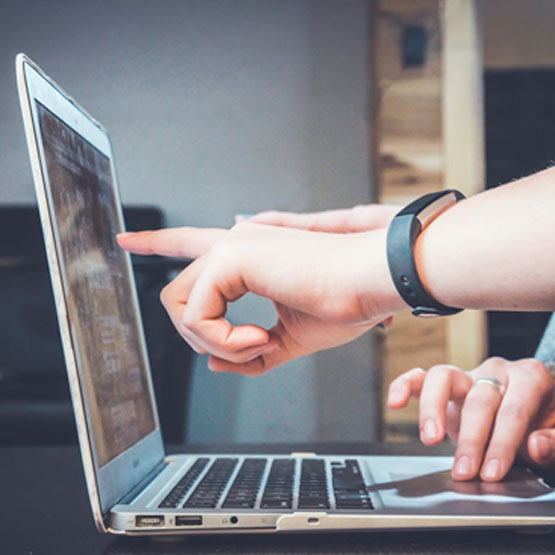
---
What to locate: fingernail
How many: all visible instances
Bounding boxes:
[484,458,501,480]
[422,418,438,441]
[534,434,553,461]
[454,455,472,477]
[116,232,133,238]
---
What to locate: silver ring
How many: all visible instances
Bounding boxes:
[473,376,505,396]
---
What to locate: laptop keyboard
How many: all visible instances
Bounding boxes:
[159,457,374,511]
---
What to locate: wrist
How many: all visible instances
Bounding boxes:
[355,228,409,322]
[412,200,468,310]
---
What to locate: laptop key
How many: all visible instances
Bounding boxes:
[222,458,266,509]
[298,500,329,509]
[159,457,209,508]
[260,459,295,510]
[260,499,291,509]
[332,460,374,510]
[298,459,329,510]
[184,458,238,509]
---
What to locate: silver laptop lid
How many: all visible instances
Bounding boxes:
[16,54,165,525]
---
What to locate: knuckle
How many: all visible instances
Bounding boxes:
[180,311,198,331]
[426,364,454,381]
[519,358,551,385]
[482,356,506,371]
[407,367,425,379]
[210,238,236,261]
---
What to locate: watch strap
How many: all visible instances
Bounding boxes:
[387,190,465,317]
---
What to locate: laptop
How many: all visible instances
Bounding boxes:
[16,53,555,536]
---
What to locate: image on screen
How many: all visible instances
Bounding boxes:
[37,102,156,467]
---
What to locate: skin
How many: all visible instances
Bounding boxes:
[387,358,555,482]
[118,222,405,376]
[117,170,555,480]
[118,173,555,369]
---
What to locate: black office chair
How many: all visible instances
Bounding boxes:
[0,205,193,445]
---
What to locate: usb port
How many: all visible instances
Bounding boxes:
[135,515,164,527]
[175,515,202,526]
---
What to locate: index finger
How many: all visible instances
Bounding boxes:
[116,227,227,259]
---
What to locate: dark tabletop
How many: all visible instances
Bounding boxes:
[2,443,555,555]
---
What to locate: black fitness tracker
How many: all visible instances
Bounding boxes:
[386,189,465,318]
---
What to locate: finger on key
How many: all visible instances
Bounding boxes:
[452,377,505,481]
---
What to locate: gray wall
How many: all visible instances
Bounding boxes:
[0,0,380,443]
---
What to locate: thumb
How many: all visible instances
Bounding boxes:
[527,429,555,465]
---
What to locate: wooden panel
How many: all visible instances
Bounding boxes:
[371,0,486,440]
[372,0,443,205]
[372,0,445,439]
[443,0,487,371]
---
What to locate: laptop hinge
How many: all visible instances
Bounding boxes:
[115,458,168,507]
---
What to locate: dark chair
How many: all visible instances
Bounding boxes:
[0,205,193,445]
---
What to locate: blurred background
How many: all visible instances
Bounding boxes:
[0,0,552,448]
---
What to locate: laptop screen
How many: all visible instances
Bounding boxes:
[36,101,156,467]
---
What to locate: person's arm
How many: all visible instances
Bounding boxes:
[414,168,555,311]
[117,169,555,373]
[387,357,555,482]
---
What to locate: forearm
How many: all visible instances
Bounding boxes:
[414,169,555,311]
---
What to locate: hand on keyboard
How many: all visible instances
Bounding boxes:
[387,357,555,482]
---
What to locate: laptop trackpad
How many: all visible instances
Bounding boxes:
[367,456,553,513]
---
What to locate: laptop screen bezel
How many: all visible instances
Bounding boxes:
[16,54,165,520]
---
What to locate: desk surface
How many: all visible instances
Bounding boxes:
[2,443,555,555]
